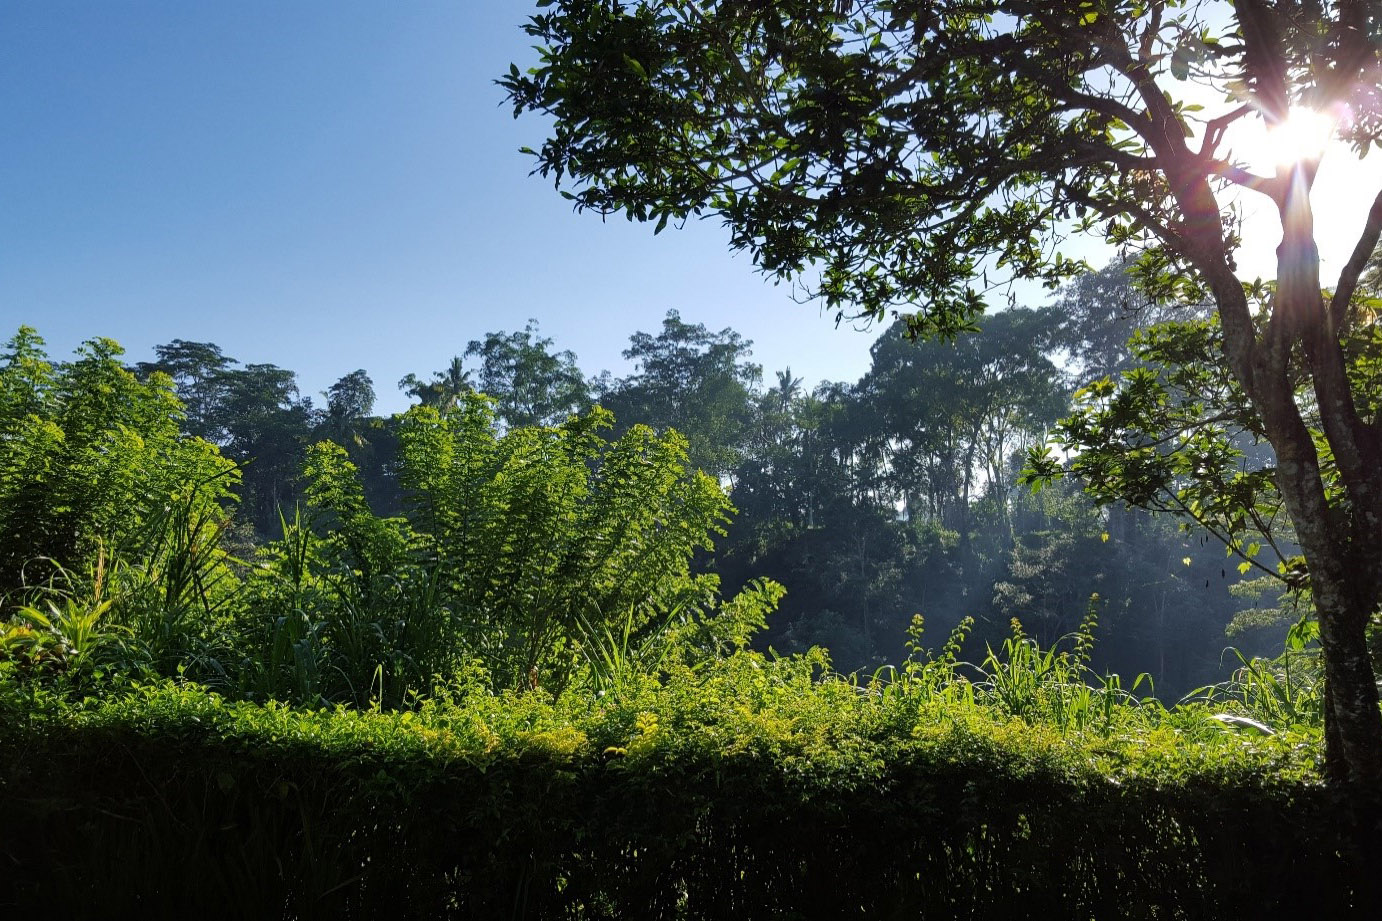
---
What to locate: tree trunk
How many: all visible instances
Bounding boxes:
[1314,582,1381,785]
[1275,414,1382,784]
[1270,162,1382,786]
[1252,303,1382,787]
[1172,145,1382,783]
[1263,383,1382,788]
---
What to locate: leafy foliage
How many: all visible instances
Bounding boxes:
[9,302,1302,702]
[465,320,589,428]
[391,394,738,691]
[2,640,1368,919]
[598,309,761,478]
[0,321,1371,914]
[0,328,238,594]
[504,0,1382,783]
[1025,287,1382,603]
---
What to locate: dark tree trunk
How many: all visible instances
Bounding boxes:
[1272,410,1382,784]
[1176,0,1382,788]
[1269,160,1382,787]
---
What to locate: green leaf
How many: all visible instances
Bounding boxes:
[1170,46,1191,80]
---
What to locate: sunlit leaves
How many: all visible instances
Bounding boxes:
[320,395,743,690]
[0,328,238,592]
[1024,315,1289,579]
[502,1,1184,327]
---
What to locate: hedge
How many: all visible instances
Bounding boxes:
[1,661,1377,919]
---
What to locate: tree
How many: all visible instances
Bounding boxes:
[863,309,1066,554]
[729,375,852,543]
[220,363,315,535]
[325,370,376,423]
[1047,260,1204,385]
[600,309,761,477]
[134,340,237,443]
[322,369,376,448]
[505,1,1382,783]
[465,320,589,428]
[399,357,472,412]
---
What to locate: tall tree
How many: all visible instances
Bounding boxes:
[221,363,315,535]
[322,369,376,447]
[325,370,375,422]
[1047,260,1201,385]
[733,373,843,536]
[863,309,1066,554]
[505,0,1382,783]
[602,310,761,477]
[465,320,589,428]
[134,340,237,443]
[399,357,472,411]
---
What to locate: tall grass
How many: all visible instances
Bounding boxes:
[1183,616,1324,731]
[871,597,1158,737]
[231,507,466,709]
[120,477,240,672]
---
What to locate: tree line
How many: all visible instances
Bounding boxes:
[82,262,1288,700]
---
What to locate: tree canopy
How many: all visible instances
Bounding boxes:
[2,315,1304,708]
[599,309,761,477]
[465,320,589,428]
[0,329,236,591]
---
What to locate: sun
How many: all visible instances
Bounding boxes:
[1226,106,1339,175]
[1263,108,1338,169]
[1217,104,1379,281]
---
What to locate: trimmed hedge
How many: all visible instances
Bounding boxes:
[1,662,1377,920]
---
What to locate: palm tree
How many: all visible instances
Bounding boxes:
[437,357,470,410]
[399,357,471,411]
[773,367,803,413]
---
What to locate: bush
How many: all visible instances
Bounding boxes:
[0,328,237,594]
[1,654,1373,920]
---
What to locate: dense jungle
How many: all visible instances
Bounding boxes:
[1,258,1370,916]
[5,1,1382,917]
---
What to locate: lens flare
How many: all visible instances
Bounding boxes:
[1265,108,1337,167]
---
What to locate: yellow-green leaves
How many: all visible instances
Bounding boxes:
[0,329,237,594]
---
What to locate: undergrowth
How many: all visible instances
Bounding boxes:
[2,623,1364,920]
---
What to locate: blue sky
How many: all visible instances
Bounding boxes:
[1,1,898,414]
[10,3,1371,416]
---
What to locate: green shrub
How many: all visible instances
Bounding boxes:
[1,653,1372,920]
[0,328,238,594]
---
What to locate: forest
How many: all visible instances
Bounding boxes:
[2,262,1297,700]
[5,1,1382,918]
[0,259,1367,916]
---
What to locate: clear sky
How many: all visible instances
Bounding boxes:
[1,0,889,414]
[3,2,1378,416]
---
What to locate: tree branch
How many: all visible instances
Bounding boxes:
[1197,103,1254,159]
[1205,159,1281,200]
[1329,186,1382,333]
[1234,0,1290,124]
